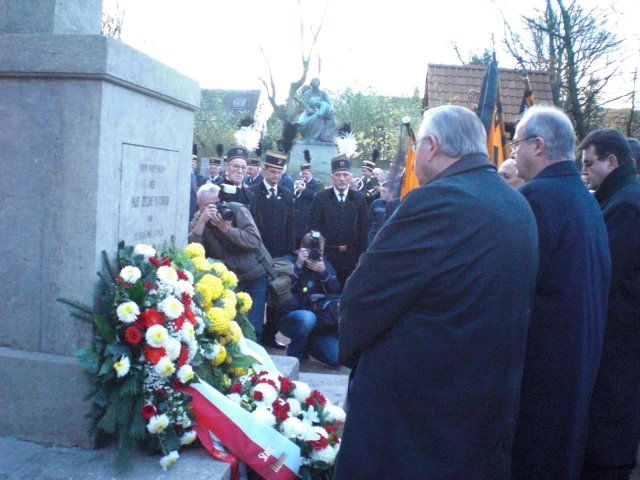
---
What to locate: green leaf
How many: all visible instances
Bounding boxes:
[229,354,261,369]
[97,402,118,434]
[93,314,114,342]
[75,347,101,374]
[127,281,146,303]
[98,357,113,377]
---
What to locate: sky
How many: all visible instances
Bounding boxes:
[105,0,639,109]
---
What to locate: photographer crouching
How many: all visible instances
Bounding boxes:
[189,183,268,341]
[277,231,341,367]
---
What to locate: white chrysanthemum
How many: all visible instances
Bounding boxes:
[157,265,178,285]
[293,381,312,403]
[311,445,337,465]
[159,296,183,319]
[227,393,242,405]
[194,316,205,335]
[304,425,328,442]
[286,398,302,417]
[116,301,140,324]
[187,339,198,361]
[177,364,194,383]
[113,355,130,378]
[203,343,221,360]
[146,324,169,348]
[252,406,276,427]
[159,450,179,471]
[279,417,310,440]
[180,430,197,446]
[133,243,156,259]
[175,279,195,297]
[155,356,175,377]
[164,337,181,361]
[254,382,278,406]
[147,414,169,434]
[183,270,194,284]
[323,404,346,423]
[301,405,320,425]
[181,322,195,342]
[119,266,141,284]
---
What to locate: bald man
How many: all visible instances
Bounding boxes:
[498,158,525,188]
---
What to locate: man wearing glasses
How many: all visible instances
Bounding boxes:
[510,106,611,480]
[218,146,254,208]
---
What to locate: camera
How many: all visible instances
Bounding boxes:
[308,230,322,261]
[308,248,322,261]
[215,201,234,221]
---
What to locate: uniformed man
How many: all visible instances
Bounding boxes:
[207,156,224,184]
[293,150,322,248]
[244,156,263,188]
[358,149,381,204]
[309,155,368,287]
[218,145,254,208]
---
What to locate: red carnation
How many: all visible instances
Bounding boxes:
[271,400,291,421]
[133,316,145,329]
[279,376,294,394]
[308,436,329,451]
[260,378,277,389]
[177,344,189,368]
[250,375,258,385]
[306,389,327,407]
[177,269,187,280]
[143,281,152,290]
[325,425,337,434]
[253,391,264,401]
[124,327,142,345]
[144,345,166,365]
[149,257,161,267]
[141,404,157,419]
[142,309,164,328]
[229,383,242,394]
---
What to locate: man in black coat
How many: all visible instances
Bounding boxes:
[511,106,611,480]
[335,105,539,480]
[309,156,368,287]
[293,158,322,248]
[218,146,254,208]
[579,129,640,480]
[244,156,263,188]
[190,155,206,222]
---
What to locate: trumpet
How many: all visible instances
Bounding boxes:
[294,178,307,197]
[352,177,364,190]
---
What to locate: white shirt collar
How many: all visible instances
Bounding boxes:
[264,180,278,196]
[333,187,348,201]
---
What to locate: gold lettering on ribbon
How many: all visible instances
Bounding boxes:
[270,453,288,472]
[258,445,274,462]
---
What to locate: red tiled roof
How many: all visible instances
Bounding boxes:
[424,64,555,126]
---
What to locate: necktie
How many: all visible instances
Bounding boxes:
[339,192,344,203]
[269,187,276,201]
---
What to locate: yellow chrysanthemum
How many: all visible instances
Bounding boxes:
[207,307,231,333]
[226,321,243,344]
[229,366,246,377]
[192,256,213,272]
[210,262,228,276]
[184,243,205,259]
[220,270,238,289]
[222,289,237,304]
[236,291,252,314]
[196,282,213,308]
[198,274,224,301]
[212,345,227,366]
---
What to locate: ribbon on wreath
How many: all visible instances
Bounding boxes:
[186,380,300,480]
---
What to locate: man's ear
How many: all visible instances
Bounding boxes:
[607,154,619,170]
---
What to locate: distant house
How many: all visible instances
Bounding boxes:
[200,89,262,118]
[423,64,555,136]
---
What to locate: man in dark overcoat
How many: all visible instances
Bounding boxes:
[309,156,368,287]
[218,146,254,208]
[510,106,611,480]
[578,129,640,480]
[335,105,539,480]
[293,155,322,248]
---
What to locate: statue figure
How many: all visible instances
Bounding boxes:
[297,78,336,143]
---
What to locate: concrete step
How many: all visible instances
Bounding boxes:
[298,371,349,408]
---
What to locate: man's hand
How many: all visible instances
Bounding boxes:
[296,248,309,269]
[305,255,326,274]
[207,205,232,233]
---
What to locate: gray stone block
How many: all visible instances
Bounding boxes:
[289,142,338,188]
[298,372,349,408]
[0,0,101,35]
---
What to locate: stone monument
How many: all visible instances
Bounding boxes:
[0,0,200,447]
[290,78,338,186]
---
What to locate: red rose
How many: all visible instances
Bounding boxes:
[177,344,189,368]
[144,345,166,365]
[177,270,187,280]
[229,383,243,394]
[254,391,264,401]
[141,404,157,419]
[124,327,142,345]
[141,309,164,328]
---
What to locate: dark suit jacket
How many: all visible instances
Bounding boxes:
[218,178,254,208]
[584,162,640,467]
[308,187,368,273]
[293,177,322,239]
[335,153,539,480]
[244,173,263,188]
[249,183,295,258]
[512,161,611,480]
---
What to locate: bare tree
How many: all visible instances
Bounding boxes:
[101,0,124,40]
[504,0,624,138]
[258,0,328,128]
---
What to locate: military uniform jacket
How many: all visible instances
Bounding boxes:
[218,178,254,208]
[584,162,640,467]
[293,177,322,239]
[249,183,295,258]
[244,173,263,188]
[309,188,368,272]
[358,176,380,203]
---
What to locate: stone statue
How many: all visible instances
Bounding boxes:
[297,77,336,143]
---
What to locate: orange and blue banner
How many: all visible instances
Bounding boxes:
[477,60,509,167]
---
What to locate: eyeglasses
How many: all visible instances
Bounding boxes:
[510,135,537,151]
[227,163,247,171]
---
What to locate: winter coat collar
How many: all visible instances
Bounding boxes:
[427,152,495,185]
[594,162,639,205]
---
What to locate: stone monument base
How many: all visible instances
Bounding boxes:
[289,141,338,188]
